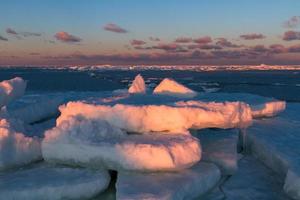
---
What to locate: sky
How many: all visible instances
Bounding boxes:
[1,0,300,66]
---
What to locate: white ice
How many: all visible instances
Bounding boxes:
[43,116,201,171]
[128,74,146,94]
[116,162,221,200]
[153,78,197,98]
[56,101,252,135]
[0,165,110,200]
[0,77,26,108]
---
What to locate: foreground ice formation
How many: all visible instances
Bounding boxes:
[0,165,110,200]
[245,103,300,199]
[0,77,26,108]
[128,74,146,94]
[153,78,197,98]
[116,162,221,200]
[43,116,201,171]
[56,101,252,135]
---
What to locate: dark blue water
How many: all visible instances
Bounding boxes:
[1,67,300,102]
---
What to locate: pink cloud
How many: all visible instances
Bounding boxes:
[282,31,300,41]
[193,36,212,44]
[130,39,146,46]
[174,37,193,43]
[153,43,179,51]
[103,23,127,33]
[283,16,300,29]
[240,33,265,40]
[54,32,82,43]
[6,28,17,35]
[216,38,240,48]
[288,44,300,52]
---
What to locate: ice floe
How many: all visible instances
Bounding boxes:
[0,165,110,200]
[128,74,146,94]
[116,162,221,200]
[153,78,197,98]
[43,117,201,171]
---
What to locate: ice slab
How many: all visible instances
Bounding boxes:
[153,78,197,98]
[57,100,252,134]
[43,117,201,171]
[9,97,64,124]
[0,77,26,108]
[128,74,146,94]
[0,119,41,170]
[0,165,110,200]
[222,156,289,200]
[116,162,221,200]
[192,128,238,175]
[245,103,300,199]
[199,92,286,118]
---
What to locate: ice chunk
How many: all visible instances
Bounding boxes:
[0,165,110,200]
[42,117,201,171]
[222,156,289,200]
[198,93,286,118]
[251,100,286,118]
[153,78,197,98]
[0,119,41,170]
[0,77,26,107]
[128,74,146,94]
[116,162,221,200]
[9,97,64,124]
[192,129,238,175]
[56,101,252,134]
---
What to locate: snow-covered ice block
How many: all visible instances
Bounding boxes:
[153,78,197,98]
[0,77,26,108]
[246,103,300,199]
[128,74,146,94]
[57,100,252,134]
[0,119,41,170]
[0,165,110,200]
[222,156,289,200]
[198,93,286,118]
[9,97,64,124]
[43,117,201,171]
[192,129,238,175]
[116,162,221,200]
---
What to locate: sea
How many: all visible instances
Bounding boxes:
[1,67,300,102]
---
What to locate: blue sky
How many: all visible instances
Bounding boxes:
[1,0,300,65]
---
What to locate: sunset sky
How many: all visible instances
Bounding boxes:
[1,0,300,66]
